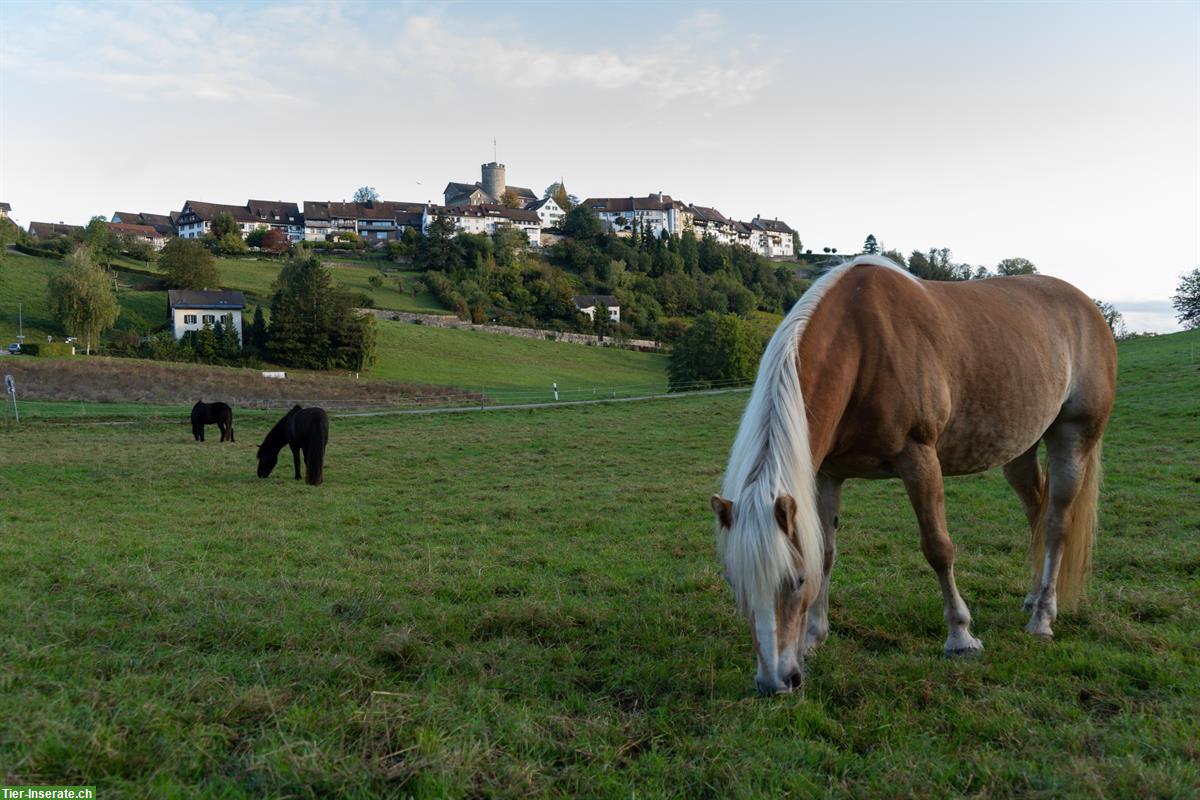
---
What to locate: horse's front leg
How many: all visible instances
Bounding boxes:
[805,472,843,653]
[898,443,983,656]
[291,443,302,480]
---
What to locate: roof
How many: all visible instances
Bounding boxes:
[167,290,246,310]
[573,294,619,308]
[752,216,795,234]
[113,211,176,235]
[689,204,734,226]
[437,204,540,223]
[179,200,257,224]
[304,200,428,224]
[107,222,161,237]
[0,202,12,212]
[582,194,677,213]
[28,221,82,238]
[525,196,562,212]
[247,199,302,224]
[444,181,537,204]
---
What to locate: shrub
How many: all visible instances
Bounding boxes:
[22,342,75,357]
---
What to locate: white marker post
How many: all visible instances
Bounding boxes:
[553,382,559,402]
[5,374,17,423]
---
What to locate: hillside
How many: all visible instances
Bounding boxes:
[0,328,1194,797]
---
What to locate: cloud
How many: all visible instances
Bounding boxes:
[1,2,777,108]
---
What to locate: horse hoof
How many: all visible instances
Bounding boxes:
[1024,622,1054,639]
[943,637,983,657]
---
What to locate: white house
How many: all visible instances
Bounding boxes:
[175,200,304,242]
[0,202,10,220]
[432,204,543,246]
[750,217,796,258]
[573,294,621,325]
[580,194,686,238]
[167,290,246,344]
[525,195,566,229]
[688,205,738,246]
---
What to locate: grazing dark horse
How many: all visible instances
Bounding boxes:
[711,256,1116,695]
[191,401,234,442]
[257,405,329,486]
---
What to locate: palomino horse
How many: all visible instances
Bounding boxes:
[257,405,329,486]
[711,255,1116,695]
[191,400,235,442]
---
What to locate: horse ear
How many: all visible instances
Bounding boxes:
[774,495,798,540]
[711,495,733,530]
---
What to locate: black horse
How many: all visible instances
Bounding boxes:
[257,405,329,486]
[191,401,235,442]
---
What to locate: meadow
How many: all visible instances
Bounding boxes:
[0,330,1195,798]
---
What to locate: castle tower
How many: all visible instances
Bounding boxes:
[481,162,505,202]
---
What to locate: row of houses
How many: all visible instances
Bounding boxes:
[17,160,796,258]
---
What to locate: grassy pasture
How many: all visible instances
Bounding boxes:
[371,318,669,397]
[0,331,1196,798]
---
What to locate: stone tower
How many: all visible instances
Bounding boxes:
[481,162,505,203]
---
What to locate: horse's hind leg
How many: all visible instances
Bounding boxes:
[898,442,982,656]
[291,443,302,480]
[805,473,843,653]
[1002,443,1047,612]
[1024,422,1102,638]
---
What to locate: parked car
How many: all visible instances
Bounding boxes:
[6,343,20,355]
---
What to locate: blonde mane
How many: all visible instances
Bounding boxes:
[719,255,916,613]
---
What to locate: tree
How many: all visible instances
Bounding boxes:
[246,226,268,248]
[1172,269,1200,330]
[211,213,240,239]
[248,305,268,355]
[881,248,906,269]
[792,232,802,255]
[592,302,613,337]
[562,205,602,240]
[996,257,1037,276]
[501,188,521,208]
[160,238,219,289]
[261,228,290,254]
[545,182,573,212]
[353,186,380,203]
[46,246,121,354]
[863,234,879,254]
[493,225,528,268]
[1093,300,1127,339]
[268,254,376,370]
[216,232,248,256]
[668,312,764,391]
[417,216,462,272]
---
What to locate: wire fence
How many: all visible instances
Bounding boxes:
[1,377,754,427]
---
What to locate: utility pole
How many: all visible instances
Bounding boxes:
[17,303,24,343]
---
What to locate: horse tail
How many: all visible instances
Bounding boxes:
[306,413,328,486]
[1029,442,1101,611]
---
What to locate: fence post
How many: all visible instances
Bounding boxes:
[553,382,558,402]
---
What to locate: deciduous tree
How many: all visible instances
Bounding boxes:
[1172,268,1200,330]
[160,238,219,289]
[996,257,1037,276]
[353,186,379,203]
[46,246,120,354]
[668,312,764,391]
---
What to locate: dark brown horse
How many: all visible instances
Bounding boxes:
[191,401,234,442]
[712,256,1116,694]
[257,405,329,486]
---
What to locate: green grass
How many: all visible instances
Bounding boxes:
[371,318,669,397]
[0,253,167,344]
[0,330,1196,797]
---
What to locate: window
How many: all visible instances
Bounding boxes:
[183,314,197,324]
[202,314,215,324]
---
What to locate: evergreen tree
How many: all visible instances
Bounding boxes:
[268,254,375,370]
[863,234,880,254]
[219,313,242,361]
[249,305,268,354]
[194,322,217,362]
[418,215,462,272]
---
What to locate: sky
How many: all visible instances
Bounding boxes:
[1,0,1197,332]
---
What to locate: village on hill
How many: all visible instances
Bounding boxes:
[10,160,798,260]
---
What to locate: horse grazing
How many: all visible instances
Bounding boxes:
[191,401,235,442]
[712,256,1116,695]
[257,405,329,486]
